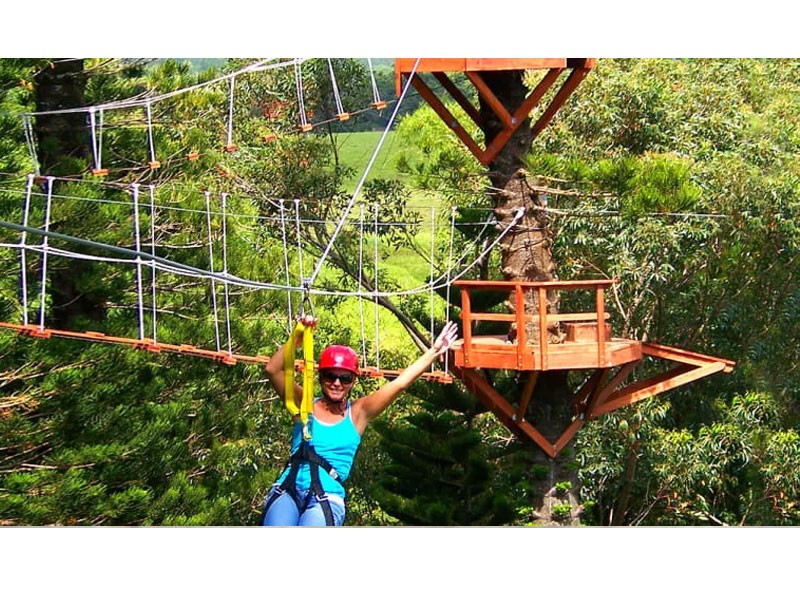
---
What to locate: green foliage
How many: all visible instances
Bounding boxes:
[393,104,484,206]
[3,58,800,528]
[369,380,520,525]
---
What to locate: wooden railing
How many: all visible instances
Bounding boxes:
[454,279,615,370]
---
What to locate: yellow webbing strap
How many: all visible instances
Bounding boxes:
[284,321,315,440]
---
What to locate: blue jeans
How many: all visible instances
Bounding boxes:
[261,484,346,526]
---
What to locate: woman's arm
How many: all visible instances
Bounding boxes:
[352,321,458,433]
[265,315,316,407]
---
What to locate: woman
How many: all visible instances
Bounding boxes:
[261,317,458,526]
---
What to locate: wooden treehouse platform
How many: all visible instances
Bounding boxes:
[447,279,735,457]
[394,58,595,166]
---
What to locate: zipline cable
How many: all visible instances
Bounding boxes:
[294,199,305,289]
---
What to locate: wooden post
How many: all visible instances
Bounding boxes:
[538,286,548,370]
[596,284,606,366]
[462,287,473,367]
[515,284,526,369]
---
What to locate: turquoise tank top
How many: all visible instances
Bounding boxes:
[276,401,362,498]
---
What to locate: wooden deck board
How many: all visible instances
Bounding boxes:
[450,335,642,371]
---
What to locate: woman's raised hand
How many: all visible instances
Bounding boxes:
[432,321,459,356]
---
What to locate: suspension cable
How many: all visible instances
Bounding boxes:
[294,199,305,287]
[444,205,457,372]
[373,202,380,371]
[204,191,221,352]
[220,192,233,358]
[0,205,526,300]
[20,174,34,325]
[226,76,236,150]
[366,58,383,107]
[131,184,145,340]
[145,101,158,167]
[19,58,293,117]
[295,61,309,130]
[148,185,158,343]
[38,177,54,331]
[327,59,346,117]
[429,205,436,368]
[21,116,40,176]
[89,108,104,173]
[358,204,367,369]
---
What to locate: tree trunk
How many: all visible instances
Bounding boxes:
[480,70,581,526]
[31,59,108,329]
[33,59,89,174]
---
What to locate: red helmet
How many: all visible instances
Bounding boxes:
[318,345,359,374]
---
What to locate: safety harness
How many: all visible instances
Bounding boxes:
[262,313,342,526]
[261,431,342,526]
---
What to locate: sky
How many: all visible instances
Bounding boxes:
[1,1,797,58]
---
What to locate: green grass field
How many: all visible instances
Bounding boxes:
[334,131,423,188]
[332,131,452,357]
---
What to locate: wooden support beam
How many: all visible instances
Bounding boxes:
[455,366,556,457]
[464,71,513,129]
[589,360,641,416]
[582,368,610,417]
[517,371,539,422]
[482,67,564,165]
[573,369,607,415]
[643,342,736,372]
[432,72,482,126]
[530,65,592,140]
[599,363,693,408]
[461,287,473,367]
[596,286,606,366]
[595,362,726,416]
[553,418,586,455]
[409,74,485,162]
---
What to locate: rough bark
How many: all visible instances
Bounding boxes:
[480,70,581,526]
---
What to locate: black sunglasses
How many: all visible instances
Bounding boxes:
[320,371,355,385]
